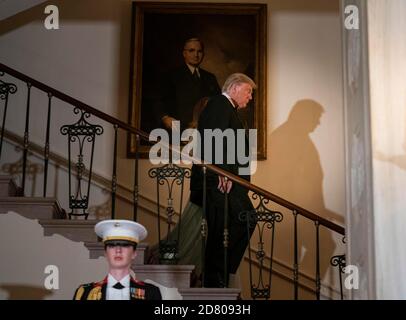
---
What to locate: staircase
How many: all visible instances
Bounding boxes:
[0,62,347,300]
[0,0,48,21]
[0,175,240,300]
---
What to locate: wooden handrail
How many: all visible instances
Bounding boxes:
[0,62,345,235]
[203,165,345,234]
[0,63,150,141]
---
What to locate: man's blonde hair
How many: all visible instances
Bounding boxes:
[222,73,256,93]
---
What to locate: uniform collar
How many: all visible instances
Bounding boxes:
[107,273,130,288]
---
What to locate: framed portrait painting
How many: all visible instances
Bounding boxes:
[128,2,267,160]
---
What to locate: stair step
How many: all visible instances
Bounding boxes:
[0,197,65,219]
[38,219,99,242]
[178,288,241,300]
[0,176,18,197]
[84,241,149,264]
[132,264,195,288]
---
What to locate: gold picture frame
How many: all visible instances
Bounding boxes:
[127,2,267,160]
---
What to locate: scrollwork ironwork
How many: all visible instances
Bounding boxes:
[60,108,103,219]
[148,162,191,263]
[330,254,346,300]
[330,254,346,274]
[239,192,284,299]
[0,79,17,100]
[0,77,17,159]
[159,239,178,264]
[60,108,104,137]
[149,162,191,181]
[251,286,270,300]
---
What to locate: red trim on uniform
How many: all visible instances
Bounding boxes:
[94,276,108,287]
[130,276,145,285]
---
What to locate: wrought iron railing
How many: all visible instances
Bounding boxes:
[330,254,346,300]
[60,108,103,219]
[0,62,346,299]
[148,162,191,264]
[0,71,17,162]
[0,62,150,220]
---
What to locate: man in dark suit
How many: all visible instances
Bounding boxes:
[158,38,221,132]
[190,73,257,287]
[73,220,162,300]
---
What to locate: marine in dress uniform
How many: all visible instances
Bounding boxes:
[73,220,162,300]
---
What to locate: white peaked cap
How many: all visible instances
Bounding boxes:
[94,219,147,244]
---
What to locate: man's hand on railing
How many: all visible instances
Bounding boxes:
[218,176,232,194]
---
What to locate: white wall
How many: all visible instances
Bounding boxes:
[253,0,345,291]
[0,212,106,300]
[260,10,344,217]
[367,0,406,299]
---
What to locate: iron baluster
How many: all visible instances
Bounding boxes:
[60,108,103,219]
[268,205,278,300]
[201,166,207,287]
[240,193,283,299]
[0,88,8,159]
[0,75,17,159]
[293,209,299,300]
[67,124,72,216]
[315,220,321,300]
[156,168,161,253]
[330,254,346,300]
[148,162,191,264]
[21,83,32,195]
[133,134,140,221]
[111,125,118,219]
[246,208,254,298]
[177,161,185,260]
[223,176,229,288]
[43,92,52,197]
[166,197,174,239]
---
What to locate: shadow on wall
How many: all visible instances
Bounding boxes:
[0,284,52,300]
[267,99,344,279]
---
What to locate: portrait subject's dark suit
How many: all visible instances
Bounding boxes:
[157,64,220,132]
[190,94,255,287]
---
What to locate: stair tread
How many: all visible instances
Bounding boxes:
[0,197,66,219]
[39,219,100,225]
